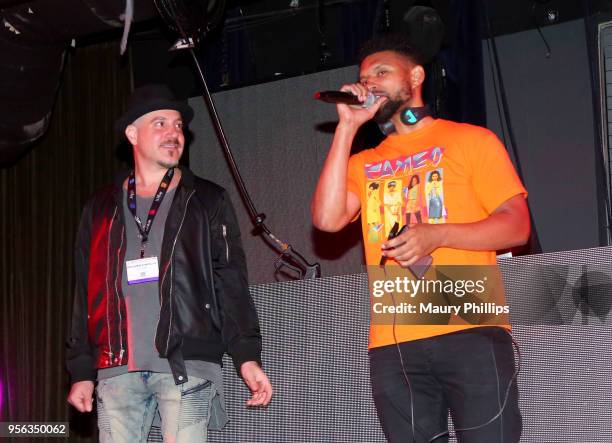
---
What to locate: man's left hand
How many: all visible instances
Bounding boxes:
[382,223,444,267]
[240,361,273,407]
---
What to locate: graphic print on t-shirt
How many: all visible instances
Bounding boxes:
[425,169,445,224]
[383,179,402,235]
[364,146,446,242]
[404,173,423,226]
[365,181,383,242]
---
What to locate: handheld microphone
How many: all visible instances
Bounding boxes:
[314,91,377,108]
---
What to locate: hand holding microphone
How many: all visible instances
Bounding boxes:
[315,83,387,129]
[314,90,379,108]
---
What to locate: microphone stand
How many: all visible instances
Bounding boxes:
[165,10,321,280]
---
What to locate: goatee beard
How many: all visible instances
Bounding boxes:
[158,160,179,169]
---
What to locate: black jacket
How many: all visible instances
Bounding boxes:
[66,167,262,385]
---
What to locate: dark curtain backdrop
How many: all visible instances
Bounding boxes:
[440,0,486,126]
[0,42,131,442]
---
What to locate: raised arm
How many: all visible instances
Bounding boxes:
[311,83,387,232]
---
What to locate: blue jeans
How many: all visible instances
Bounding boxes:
[96,371,214,443]
[369,327,522,443]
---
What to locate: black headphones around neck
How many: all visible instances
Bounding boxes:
[377,105,432,135]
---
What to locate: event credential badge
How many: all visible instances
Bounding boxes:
[126,257,160,285]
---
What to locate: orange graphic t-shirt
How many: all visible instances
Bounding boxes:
[347,119,527,348]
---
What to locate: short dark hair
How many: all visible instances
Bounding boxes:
[408,174,420,188]
[428,170,441,181]
[358,33,425,66]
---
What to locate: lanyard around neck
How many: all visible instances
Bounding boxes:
[127,168,174,258]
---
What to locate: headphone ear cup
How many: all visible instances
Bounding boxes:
[399,106,432,125]
[400,108,419,125]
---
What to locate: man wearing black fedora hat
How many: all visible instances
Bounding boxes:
[66,84,272,442]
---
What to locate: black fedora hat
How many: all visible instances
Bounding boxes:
[114,84,194,133]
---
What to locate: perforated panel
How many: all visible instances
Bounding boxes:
[210,274,385,442]
[151,247,612,442]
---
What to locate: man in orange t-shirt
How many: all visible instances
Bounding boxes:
[312,34,529,442]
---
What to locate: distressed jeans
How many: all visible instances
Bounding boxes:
[96,371,214,443]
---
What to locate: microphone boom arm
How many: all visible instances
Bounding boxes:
[167,16,321,280]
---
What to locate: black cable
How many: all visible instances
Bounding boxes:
[390,282,522,443]
[389,289,417,443]
[534,25,552,58]
[383,221,520,441]
[531,2,552,58]
[427,328,522,442]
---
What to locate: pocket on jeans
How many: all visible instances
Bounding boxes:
[95,379,106,401]
[181,380,212,397]
[96,382,112,436]
[178,380,213,430]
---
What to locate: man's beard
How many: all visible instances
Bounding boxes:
[158,160,179,169]
[373,86,413,124]
[373,98,404,124]
[158,138,181,169]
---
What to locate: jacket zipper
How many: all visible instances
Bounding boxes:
[222,224,229,262]
[158,190,195,355]
[114,225,125,364]
[104,207,117,364]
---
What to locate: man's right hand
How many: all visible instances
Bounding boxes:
[336,83,387,129]
[67,380,94,412]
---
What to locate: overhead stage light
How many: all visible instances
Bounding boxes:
[402,5,445,64]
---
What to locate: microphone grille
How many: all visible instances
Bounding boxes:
[363,92,377,109]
